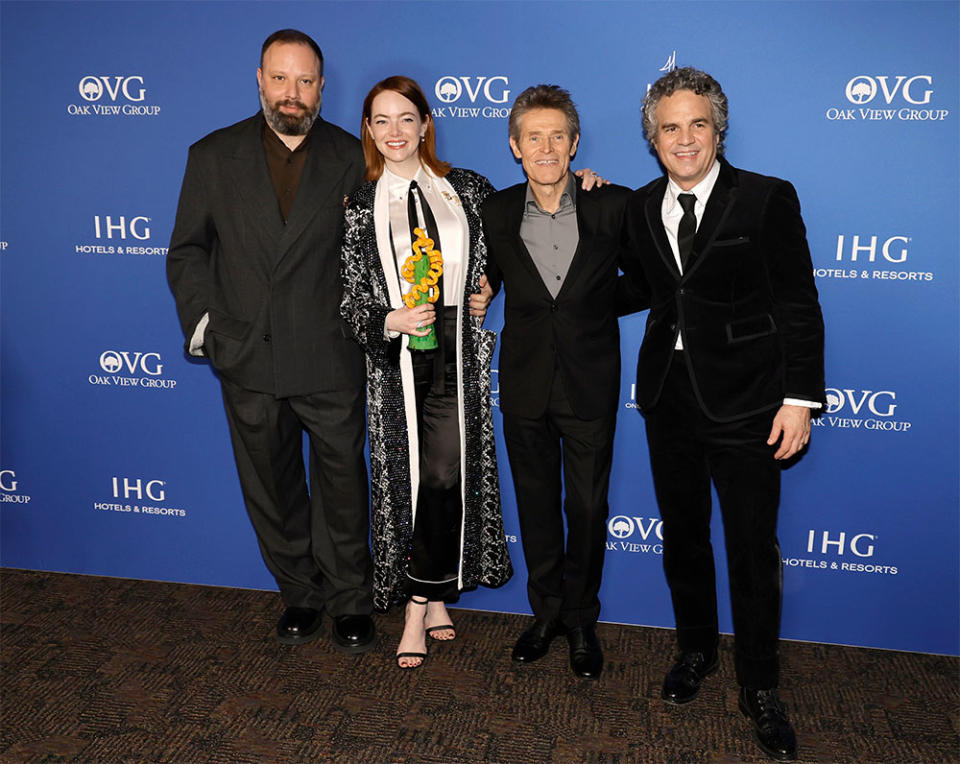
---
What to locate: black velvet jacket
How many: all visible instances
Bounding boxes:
[620,158,826,422]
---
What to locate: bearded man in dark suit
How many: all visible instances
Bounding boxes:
[621,67,825,762]
[167,29,374,652]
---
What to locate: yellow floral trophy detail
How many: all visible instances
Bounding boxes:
[401,227,444,350]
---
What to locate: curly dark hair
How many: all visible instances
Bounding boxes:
[642,67,728,155]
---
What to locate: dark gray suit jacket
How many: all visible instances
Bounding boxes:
[167,113,365,397]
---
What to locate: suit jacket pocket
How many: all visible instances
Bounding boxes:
[208,309,251,341]
[712,235,751,248]
[725,313,776,344]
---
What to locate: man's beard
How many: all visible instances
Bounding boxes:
[260,90,320,136]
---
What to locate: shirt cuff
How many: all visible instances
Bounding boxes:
[189,313,209,357]
[783,397,821,410]
[383,317,400,340]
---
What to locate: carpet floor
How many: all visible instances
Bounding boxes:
[1,568,957,763]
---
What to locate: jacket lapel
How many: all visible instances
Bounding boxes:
[226,114,284,253]
[504,184,553,296]
[557,183,591,298]
[643,176,679,279]
[277,119,351,266]
[683,158,739,278]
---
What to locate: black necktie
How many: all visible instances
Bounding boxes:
[407,180,447,387]
[677,193,697,272]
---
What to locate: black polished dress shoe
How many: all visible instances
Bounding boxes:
[331,614,376,654]
[566,625,603,679]
[276,606,323,645]
[511,620,562,663]
[661,649,719,704]
[738,687,798,762]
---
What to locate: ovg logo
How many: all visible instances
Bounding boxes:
[69,75,159,117]
[99,350,162,376]
[844,75,932,105]
[432,77,511,120]
[434,76,510,104]
[816,387,910,432]
[77,75,146,102]
[91,350,175,389]
[826,75,947,122]
[824,389,896,417]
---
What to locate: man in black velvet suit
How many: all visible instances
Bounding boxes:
[166,30,374,652]
[620,67,825,761]
[482,85,638,679]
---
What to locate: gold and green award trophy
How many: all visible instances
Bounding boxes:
[401,227,444,351]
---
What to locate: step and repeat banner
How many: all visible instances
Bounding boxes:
[2,1,957,656]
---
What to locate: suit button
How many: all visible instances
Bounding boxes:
[262,334,271,342]
[678,288,686,296]
[550,303,558,312]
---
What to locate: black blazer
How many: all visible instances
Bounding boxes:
[167,114,365,397]
[620,157,825,422]
[483,181,632,420]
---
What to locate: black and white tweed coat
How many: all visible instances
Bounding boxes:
[340,167,512,610]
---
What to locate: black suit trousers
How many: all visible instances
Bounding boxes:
[219,378,373,616]
[503,368,615,629]
[644,355,783,689]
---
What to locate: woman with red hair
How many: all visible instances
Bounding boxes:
[340,76,511,668]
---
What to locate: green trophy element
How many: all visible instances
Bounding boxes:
[402,227,443,351]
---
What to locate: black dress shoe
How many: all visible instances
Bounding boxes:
[276,607,323,645]
[661,649,718,704]
[331,614,376,654]
[566,625,603,679]
[738,687,797,762]
[511,620,562,663]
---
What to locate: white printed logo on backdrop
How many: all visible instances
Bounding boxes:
[89,351,178,390]
[432,76,511,119]
[811,387,911,433]
[606,515,663,555]
[68,76,161,117]
[783,528,898,576]
[815,234,933,283]
[826,74,949,122]
[76,215,168,256]
[93,475,187,518]
[0,469,32,505]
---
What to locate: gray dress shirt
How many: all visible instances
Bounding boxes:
[519,175,579,298]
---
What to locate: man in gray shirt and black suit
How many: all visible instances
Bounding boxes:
[482,85,641,679]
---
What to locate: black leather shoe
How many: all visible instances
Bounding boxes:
[332,614,376,654]
[661,649,719,704]
[566,625,603,679]
[276,607,323,645]
[511,620,562,663]
[738,687,798,762]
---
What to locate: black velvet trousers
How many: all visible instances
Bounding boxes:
[503,368,616,630]
[407,306,462,602]
[219,378,373,617]
[644,354,783,689]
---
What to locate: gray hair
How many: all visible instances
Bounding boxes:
[642,67,728,155]
[508,84,580,143]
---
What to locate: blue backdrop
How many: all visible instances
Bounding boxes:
[2,0,957,657]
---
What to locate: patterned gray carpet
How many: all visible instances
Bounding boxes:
[1,569,957,763]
